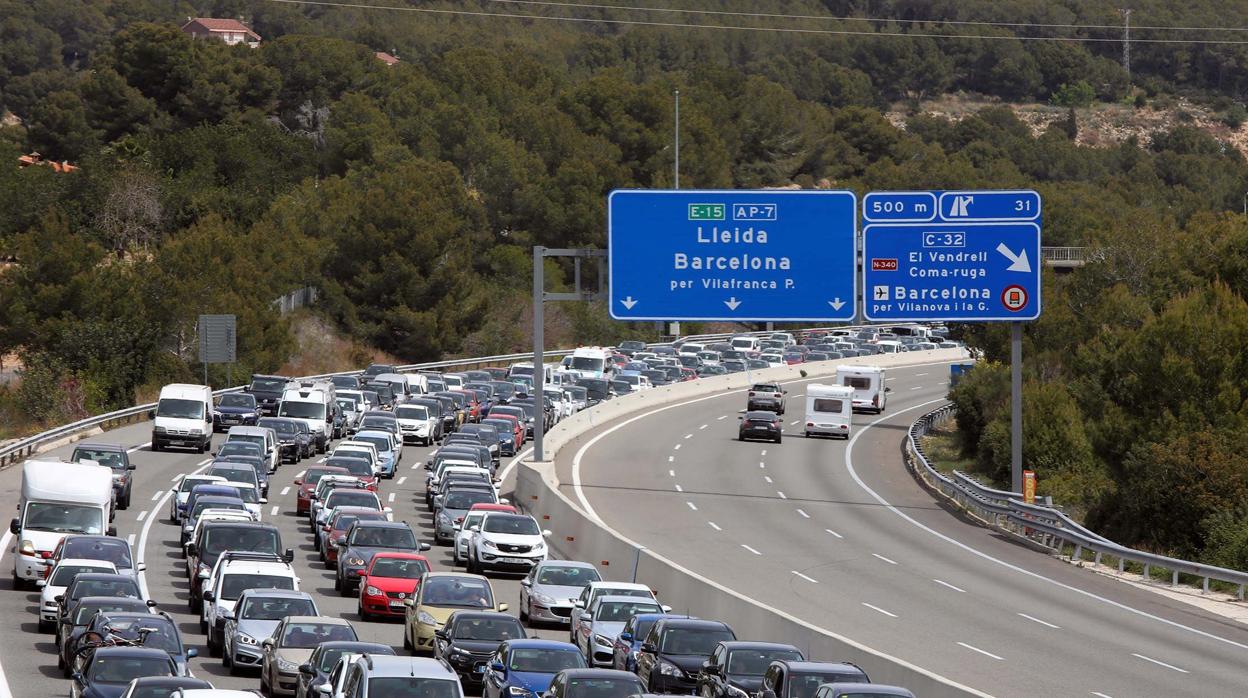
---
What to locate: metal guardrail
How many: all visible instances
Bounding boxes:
[905,404,1248,600]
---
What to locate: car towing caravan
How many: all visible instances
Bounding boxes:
[11,460,115,587]
[277,387,333,453]
[836,365,889,414]
[151,383,214,452]
[804,384,855,439]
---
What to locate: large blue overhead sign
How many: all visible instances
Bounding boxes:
[608,190,857,321]
[862,190,1042,322]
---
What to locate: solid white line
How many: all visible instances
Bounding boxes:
[777,491,787,499]
[1017,612,1061,629]
[136,510,148,522]
[862,602,897,618]
[127,534,136,547]
[398,476,407,485]
[270,505,280,516]
[675,484,683,492]
[686,501,698,510]
[0,531,10,698]
[708,522,722,531]
[388,492,396,502]
[933,579,966,593]
[699,424,708,430]
[150,491,162,501]
[797,509,810,518]
[764,476,773,483]
[1131,653,1188,673]
[741,544,761,555]
[825,529,843,539]
[127,443,151,453]
[957,642,1004,661]
[873,553,898,565]
[845,398,1248,653]
[317,457,326,463]
[792,570,818,583]
[296,469,306,478]
[789,420,799,425]
[279,486,291,497]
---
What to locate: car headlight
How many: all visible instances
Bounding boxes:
[346,556,365,566]
[480,538,498,550]
[658,660,683,677]
[154,425,167,433]
[437,512,450,525]
[239,633,258,645]
[19,540,34,556]
[593,633,613,647]
[418,610,437,626]
[277,656,299,672]
[508,687,532,697]
[189,428,203,435]
[449,646,471,658]
[532,592,556,606]
[726,684,751,698]
[365,585,382,596]
[533,540,545,552]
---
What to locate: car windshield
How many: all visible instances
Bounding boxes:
[396,406,430,420]
[262,420,297,435]
[222,574,294,600]
[329,459,372,476]
[632,619,658,643]
[51,564,111,585]
[218,444,262,460]
[566,677,643,698]
[73,601,138,625]
[422,577,494,607]
[73,448,125,470]
[789,673,866,698]
[64,539,133,568]
[350,527,416,549]
[596,601,662,622]
[571,357,605,372]
[218,394,254,409]
[207,468,254,486]
[23,503,103,535]
[483,515,540,535]
[659,627,736,655]
[368,678,460,698]
[240,596,316,620]
[726,649,804,676]
[156,398,203,419]
[228,435,265,448]
[191,500,245,518]
[99,618,180,653]
[336,399,356,413]
[73,578,139,600]
[251,378,287,391]
[454,616,523,641]
[370,557,429,579]
[444,491,494,510]
[355,435,391,453]
[88,655,172,683]
[361,418,394,431]
[230,486,259,503]
[492,383,516,399]
[327,491,378,509]
[281,622,357,648]
[203,527,279,558]
[179,477,219,494]
[509,648,586,673]
[278,402,325,419]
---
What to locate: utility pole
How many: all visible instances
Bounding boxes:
[673,89,680,189]
[1121,8,1132,80]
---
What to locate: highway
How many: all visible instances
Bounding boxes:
[561,361,1248,697]
[0,419,562,696]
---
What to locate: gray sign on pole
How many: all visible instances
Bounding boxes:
[198,314,237,364]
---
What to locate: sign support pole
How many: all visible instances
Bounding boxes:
[1010,321,1023,493]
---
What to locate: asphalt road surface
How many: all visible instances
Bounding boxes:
[562,361,1248,698]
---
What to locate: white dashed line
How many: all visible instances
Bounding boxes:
[957,642,1004,661]
[317,458,326,463]
[411,463,420,469]
[797,509,810,518]
[296,470,306,478]
[150,491,162,501]
[674,444,681,450]
[1017,612,1060,629]
[398,476,407,485]
[127,534,136,547]
[136,510,148,522]
[872,553,898,565]
[760,450,767,456]
[127,443,151,454]
[170,475,181,482]
[675,485,683,492]
[825,529,843,539]
[791,571,818,583]
[1091,693,1114,698]
[741,544,761,555]
[668,456,675,462]
[270,506,280,516]
[909,386,923,391]
[789,420,799,425]
[707,521,722,531]
[1131,653,1188,673]
[686,501,698,511]
[717,415,727,420]
[777,491,787,499]
[758,462,765,469]
[862,602,897,618]
[388,492,396,503]
[933,579,966,593]
[669,470,676,477]
[764,476,773,483]
[279,487,291,497]
[699,424,708,430]
[683,434,693,439]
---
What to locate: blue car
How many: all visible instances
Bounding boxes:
[610,613,689,672]
[71,646,178,698]
[213,393,260,432]
[353,430,400,479]
[483,639,588,698]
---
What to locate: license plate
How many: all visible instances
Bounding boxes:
[473,663,486,673]
[389,601,405,608]
[501,557,530,564]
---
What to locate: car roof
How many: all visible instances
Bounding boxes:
[349,520,410,530]
[90,645,171,659]
[595,595,663,606]
[57,558,118,569]
[370,551,428,560]
[656,618,728,630]
[777,660,864,673]
[469,503,516,512]
[74,443,125,453]
[588,581,650,590]
[358,654,458,679]
[284,615,351,625]
[821,684,912,697]
[238,588,312,600]
[424,571,490,581]
[128,677,212,687]
[557,668,638,679]
[70,572,135,583]
[502,639,580,651]
[448,610,517,622]
[317,640,393,652]
[202,521,276,531]
[719,641,800,651]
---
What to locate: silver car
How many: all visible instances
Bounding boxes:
[519,560,602,625]
[223,589,319,673]
[573,595,663,666]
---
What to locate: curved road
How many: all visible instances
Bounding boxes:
[562,361,1248,697]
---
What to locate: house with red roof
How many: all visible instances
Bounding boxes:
[180,18,261,47]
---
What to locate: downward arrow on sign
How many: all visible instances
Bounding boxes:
[724,297,742,311]
[828,298,845,311]
[620,296,638,310]
[996,243,1032,273]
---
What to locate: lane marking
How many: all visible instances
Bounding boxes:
[296,470,306,478]
[717,415,727,420]
[1091,693,1114,698]
[138,457,212,600]
[675,485,683,492]
[1017,612,1060,629]
[388,492,396,502]
[411,463,420,470]
[777,491,787,499]
[760,450,767,456]
[279,486,291,497]
[673,444,681,451]
[764,476,773,483]
[683,434,693,439]
[669,470,676,477]
[150,491,162,501]
[686,502,698,511]
[741,544,761,555]
[398,476,407,485]
[170,475,181,482]
[127,534,136,548]
[825,529,843,539]
[797,509,810,518]
[909,386,923,391]
[789,420,799,425]
[707,522,722,531]
[270,505,280,516]
[862,602,897,618]
[127,443,151,454]
[758,462,765,469]
[872,553,898,565]
[933,579,966,593]
[957,642,1004,661]
[916,373,929,377]
[845,398,1248,653]
[1131,653,1188,674]
[668,456,675,463]
[792,570,818,583]
[136,510,148,522]
[699,424,708,430]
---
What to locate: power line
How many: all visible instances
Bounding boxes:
[263,0,1248,44]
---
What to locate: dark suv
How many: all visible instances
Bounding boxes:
[334,520,430,595]
[696,642,804,698]
[70,443,135,509]
[186,521,292,611]
[635,618,736,693]
[746,384,787,414]
[435,611,526,688]
[247,374,292,416]
[757,660,870,698]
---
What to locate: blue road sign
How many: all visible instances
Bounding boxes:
[608,190,857,321]
[862,190,1041,322]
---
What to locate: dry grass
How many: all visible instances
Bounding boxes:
[278,312,402,376]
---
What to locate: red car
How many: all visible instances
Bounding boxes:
[294,466,349,514]
[487,413,525,446]
[357,552,431,620]
[468,502,517,516]
[320,509,388,566]
[678,367,698,381]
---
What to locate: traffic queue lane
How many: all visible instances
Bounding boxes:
[0,418,563,696]
[565,362,1248,698]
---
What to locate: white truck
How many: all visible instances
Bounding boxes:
[804,384,855,439]
[152,383,214,453]
[836,365,889,414]
[10,460,115,588]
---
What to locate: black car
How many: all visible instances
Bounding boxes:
[696,642,804,698]
[334,520,430,595]
[486,380,517,404]
[57,596,154,675]
[641,370,671,387]
[70,443,136,509]
[635,618,736,694]
[435,611,527,687]
[296,641,395,697]
[746,384,787,414]
[543,668,645,698]
[738,411,782,444]
[365,381,396,409]
[617,340,647,357]
[576,379,611,406]
[57,573,144,626]
[363,363,398,378]
[70,646,177,697]
[757,660,870,698]
[214,393,260,432]
[258,417,306,463]
[330,375,361,391]
[247,374,292,416]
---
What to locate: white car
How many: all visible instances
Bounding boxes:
[465,512,550,574]
[170,475,227,523]
[330,441,379,473]
[760,353,786,368]
[394,403,439,446]
[452,509,488,565]
[314,487,389,530]
[202,550,299,655]
[37,558,117,631]
[568,581,660,641]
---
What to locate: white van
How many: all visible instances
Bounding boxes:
[568,347,612,379]
[730,336,760,352]
[403,373,429,397]
[10,460,114,587]
[224,425,279,473]
[804,384,854,439]
[278,388,332,453]
[152,383,214,452]
[677,342,706,357]
[375,373,412,404]
[836,366,888,414]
